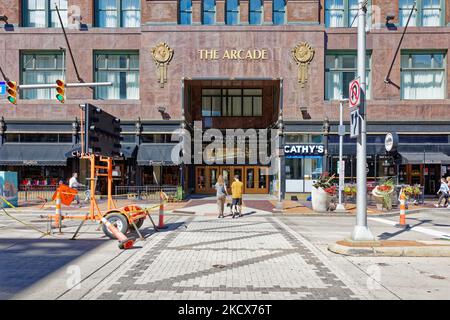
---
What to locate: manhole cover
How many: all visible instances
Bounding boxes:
[212,264,226,269]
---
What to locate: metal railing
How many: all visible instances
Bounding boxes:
[18,185,88,202]
[114,185,178,200]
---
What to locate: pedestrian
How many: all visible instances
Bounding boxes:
[435,177,449,208]
[214,175,228,218]
[69,172,84,206]
[230,175,244,218]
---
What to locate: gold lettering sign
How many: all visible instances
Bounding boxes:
[292,42,315,88]
[198,49,269,60]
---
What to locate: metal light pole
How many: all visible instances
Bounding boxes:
[336,98,349,212]
[351,0,374,241]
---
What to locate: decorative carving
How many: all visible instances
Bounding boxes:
[291,42,315,88]
[151,42,174,88]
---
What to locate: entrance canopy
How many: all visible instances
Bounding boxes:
[0,143,73,166]
[399,152,450,164]
[137,143,179,166]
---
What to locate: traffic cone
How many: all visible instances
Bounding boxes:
[53,191,63,233]
[158,191,168,229]
[100,216,135,249]
[395,189,410,229]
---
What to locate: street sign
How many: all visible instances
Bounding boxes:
[349,77,361,108]
[350,109,360,138]
[0,81,5,95]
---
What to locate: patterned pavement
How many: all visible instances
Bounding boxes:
[83,215,360,300]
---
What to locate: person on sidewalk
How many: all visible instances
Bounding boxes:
[214,175,228,218]
[69,172,84,207]
[435,177,449,208]
[230,175,244,218]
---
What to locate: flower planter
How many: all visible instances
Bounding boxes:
[311,186,330,212]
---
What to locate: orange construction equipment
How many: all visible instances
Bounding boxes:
[158,191,169,229]
[100,215,135,249]
[395,189,410,229]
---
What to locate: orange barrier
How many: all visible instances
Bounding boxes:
[396,189,410,229]
[51,184,78,206]
[100,215,135,249]
[53,191,63,233]
[158,191,168,229]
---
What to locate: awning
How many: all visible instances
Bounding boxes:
[137,143,180,166]
[0,143,74,166]
[400,152,450,164]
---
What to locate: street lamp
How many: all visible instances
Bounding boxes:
[322,117,330,173]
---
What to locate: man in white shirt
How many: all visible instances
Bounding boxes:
[69,173,84,205]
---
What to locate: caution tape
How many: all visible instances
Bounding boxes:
[0,196,54,237]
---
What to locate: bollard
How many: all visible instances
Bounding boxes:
[395,189,410,229]
[158,191,168,229]
[53,190,63,233]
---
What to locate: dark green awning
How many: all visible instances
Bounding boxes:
[0,143,74,166]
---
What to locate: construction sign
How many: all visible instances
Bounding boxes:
[52,184,78,206]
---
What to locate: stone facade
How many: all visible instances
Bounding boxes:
[0,0,449,125]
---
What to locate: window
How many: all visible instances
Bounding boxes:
[202,0,216,24]
[401,51,446,99]
[22,0,68,27]
[249,0,263,25]
[179,0,192,24]
[325,0,362,27]
[201,89,263,117]
[273,0,286,25]
[226,0,239,25]
[4,133,71,143]
[325,52,371,100]
[21,51,65,100]
[399,0,443,27]
[95,0,140,27]
[94,52,139,100]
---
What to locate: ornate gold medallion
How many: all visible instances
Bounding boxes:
[151,42,174,88]
[291,42,315,88]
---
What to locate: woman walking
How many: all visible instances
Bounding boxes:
[215,175,228,218]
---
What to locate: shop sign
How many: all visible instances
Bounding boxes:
[198,49,269,61]
[23,160,38,165]
[284,144,324,158]
[385,132,399,153]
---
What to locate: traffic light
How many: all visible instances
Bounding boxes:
[55,79,65,103]
[6,81,17,104]
[83,104,121,158]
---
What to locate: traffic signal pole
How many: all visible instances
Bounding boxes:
[352,0,374,241]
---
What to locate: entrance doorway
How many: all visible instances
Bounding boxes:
[195,166,269,194]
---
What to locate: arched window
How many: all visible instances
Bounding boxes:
[249,0,263,25]
[226,0,239,25]
[203,0,216,24]
[179,0,192,24]
[273,0,286,24]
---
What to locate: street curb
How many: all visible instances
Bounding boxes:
[328,242,450,257]
[282,207,436,217]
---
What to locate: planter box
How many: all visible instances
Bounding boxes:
[311,186,330,213]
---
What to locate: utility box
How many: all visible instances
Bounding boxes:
[0,171,18,208]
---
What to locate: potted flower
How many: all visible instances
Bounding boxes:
[311,173,336,212]
[372,178,395,210]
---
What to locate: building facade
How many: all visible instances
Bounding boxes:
[1,0,450,196]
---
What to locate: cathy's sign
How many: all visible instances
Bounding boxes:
[284,144,324,158]
[198,49,269,60]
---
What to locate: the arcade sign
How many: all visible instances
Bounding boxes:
[284,144,324,158]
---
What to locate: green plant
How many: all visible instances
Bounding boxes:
[372,178,395,210]
[313,172,336,190]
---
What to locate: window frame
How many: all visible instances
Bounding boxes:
[20,50,66,100]
[249,0,264,25]
[178,0,193,24]
[202,0,217,25]
[201,88,263,117]
[94,50,140,100]
[400,50,447,100]
[324,0,372,28]
[225,0,240,25]
[22,0,68,28]
[324,50,372,101]
[399,0,445,27]
[273,0,286,25]
[94,0,141,28]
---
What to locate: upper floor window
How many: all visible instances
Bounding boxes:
[22,0,68,27]
[94,51,140,100]
[325,52,371,100]
[399,0,443,27]
[21,51,65,100]
[249,0,263,25]
[401,51,446,99]
[226,0,240,25]
[95,0,141,28]
[202,89,263,117]
[179,0,193,24]
[325,0,360,28]
[202,0,216,25]
[273,0,286,25]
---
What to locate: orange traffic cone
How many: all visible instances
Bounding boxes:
[53,191,63,233]
[395,189,410,229]
[101,216,135,249]
[158,191,168,229]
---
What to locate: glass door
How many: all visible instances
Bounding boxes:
[244,166,269,194]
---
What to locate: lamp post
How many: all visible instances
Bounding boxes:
[336,99,349,212]
[322,117,330,173]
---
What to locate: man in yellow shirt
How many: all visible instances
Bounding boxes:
[230,175,244,218]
